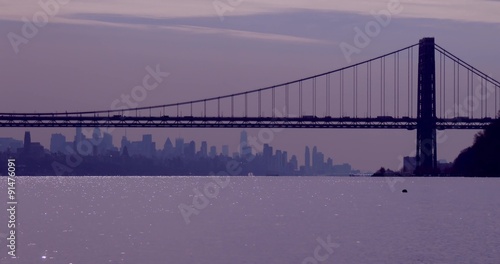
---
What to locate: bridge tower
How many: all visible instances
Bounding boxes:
[416,37,437,175]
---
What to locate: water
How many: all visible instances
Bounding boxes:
[1,176,499,264]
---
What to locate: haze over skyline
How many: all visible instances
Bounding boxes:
[1,0,499,170]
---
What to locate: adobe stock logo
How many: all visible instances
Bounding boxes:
[301,235,340,264]
[7,0,70,54]
[339,0,405,63]
[212,0,245,21]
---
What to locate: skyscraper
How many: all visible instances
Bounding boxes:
[186,141,196,158]
[162,138,174,157]
[200,141,208,157]
[50,133,66,153]
[100,132,115,154]
[290,155,298,171]
[121,136,130,154]
[240,130,252,157]
[240,130,247,153]
[142,134,155,158]
[92,128,101,141]
[312,146,318,173]
[221,145,229,157]
[24,131,31,152]
[305,146,310,169]
[209,146,217,158]
[74,127,83,145]
[175,138,184,156]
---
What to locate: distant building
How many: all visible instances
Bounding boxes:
[120,134,155,158]
[263,144,273,159]
[304,146,311,171]
[332,163,352,175]
[175,138,184,156]
[185,141,196,158]
[326,158,333,174]
[240,130,252,158]
[50,133,67,153]
[209,146,217,158]
[0,138,22,153]
[162,138,174,157]
[74,127,84,146]
[200,141,208,157]
[100,132,116,153]
[141,134,155,158]
[221,144,229,157]
[403,156,417,173]
[121,136,130,154]
[290,155,298,171]
[21,131,45,157]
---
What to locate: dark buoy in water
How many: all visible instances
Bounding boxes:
[402,189,408,193]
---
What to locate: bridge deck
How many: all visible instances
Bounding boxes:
[0,115,492,130]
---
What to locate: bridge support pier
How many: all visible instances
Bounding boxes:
[416,37,437,175]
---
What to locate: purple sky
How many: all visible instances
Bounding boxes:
[0,0,499,171]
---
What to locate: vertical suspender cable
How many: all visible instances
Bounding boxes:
[353,66,356,117]
[272,87,276,118]
[312,78,316,117]
[394,54,397,117]
[299,81,303,117]
[286,84,289,117]
[327,75,330,116]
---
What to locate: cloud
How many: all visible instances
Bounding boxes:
[159,25,330,44]
[55,12,333,45]
[1,0,500,24]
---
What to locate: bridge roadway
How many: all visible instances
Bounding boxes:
[0,114,493,130]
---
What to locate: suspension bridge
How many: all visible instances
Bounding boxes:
[1,38,499,174]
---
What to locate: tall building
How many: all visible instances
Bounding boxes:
[282,151,288,170]
[275,150,282,171]
[24,131,31,151]
[263,144,273,159]
[50,133,67,153]
[163,138,174,157]
[92,128,101,141]
[239,130,252,157]
[221,145,229,157]
[22,131,44,157]
[175,138,184,156]
[305,146,311,169]
[209,146,217,158]
[200,141,208,157]
[121,136,130,154]
[74,127,84,145]
[312,146,318,173]
[185,141,196,158]
[100,132,115,154]
[290,155,298,171]
[142,134,155,158]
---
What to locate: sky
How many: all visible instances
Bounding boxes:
[0,0,499,171]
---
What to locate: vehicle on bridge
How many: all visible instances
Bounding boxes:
[401,116,412,122]
[451,116,470,122]
[376,116,394,122]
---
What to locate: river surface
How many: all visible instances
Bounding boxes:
[0,176,499,264]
